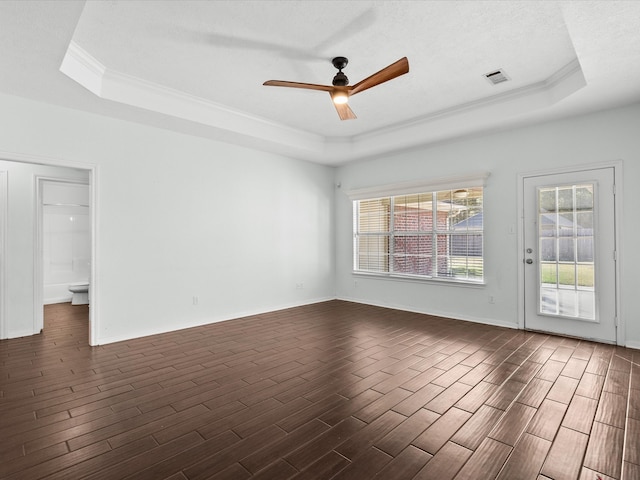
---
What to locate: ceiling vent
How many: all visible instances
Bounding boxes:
[484,69,510,85]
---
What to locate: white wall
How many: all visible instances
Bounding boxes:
[2,90,638,348]
[0,160,89,337]
[0,92,335,344]
[335,103,640,348]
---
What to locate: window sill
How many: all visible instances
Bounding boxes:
[352,271,486,288]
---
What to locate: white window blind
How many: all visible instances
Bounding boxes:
[351,174,488,283]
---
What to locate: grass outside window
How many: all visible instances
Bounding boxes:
[540,263,594,287]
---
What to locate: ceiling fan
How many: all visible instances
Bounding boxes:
[263,56,409,120]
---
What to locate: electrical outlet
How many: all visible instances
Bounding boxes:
[193,296,199,305]
[296,283,304,290]
[488,295,495,304]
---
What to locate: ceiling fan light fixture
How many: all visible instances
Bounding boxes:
[332,92,349,105]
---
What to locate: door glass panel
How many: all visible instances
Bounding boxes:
[537,184,595,320]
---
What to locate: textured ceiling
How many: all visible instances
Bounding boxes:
[1,1,640,165]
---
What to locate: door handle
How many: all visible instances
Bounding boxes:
[525,258,533,264]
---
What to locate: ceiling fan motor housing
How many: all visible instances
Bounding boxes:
[333,72,349,86]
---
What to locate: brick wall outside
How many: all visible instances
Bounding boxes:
[393,207,449,275]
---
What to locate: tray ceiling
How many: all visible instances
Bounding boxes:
[2,1,640,165]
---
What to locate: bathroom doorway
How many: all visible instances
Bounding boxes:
[0,156,97,345]
[35,177,91,336]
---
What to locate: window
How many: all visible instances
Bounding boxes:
[353,186,484,283]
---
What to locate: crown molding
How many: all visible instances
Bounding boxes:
[358,59,584,142]
[60,41,326,156]
[60,41,585,165]
[338,59,586,161]
[60,41,106,96]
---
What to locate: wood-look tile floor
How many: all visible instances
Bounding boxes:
[1,301,639,480]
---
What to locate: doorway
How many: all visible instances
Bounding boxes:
[0,156,97,345]
[521,166,618,344]
[35,176,91,337]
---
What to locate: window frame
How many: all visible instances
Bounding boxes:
[348,173,489,285]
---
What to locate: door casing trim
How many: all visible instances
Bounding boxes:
[0,171,7,339]
[0,150,99,346]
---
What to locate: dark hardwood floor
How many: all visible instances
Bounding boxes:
[1,300,639,479]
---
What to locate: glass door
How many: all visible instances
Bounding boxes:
[523,168,617,343]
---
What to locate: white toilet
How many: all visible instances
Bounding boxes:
[69,282,90,305]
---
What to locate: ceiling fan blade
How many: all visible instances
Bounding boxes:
[333,101,357,121]
[349,57,409,96]
[263,80,334,92]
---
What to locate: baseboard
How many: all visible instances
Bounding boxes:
[336,295,519,331]
[6,328,39,339]
[44,296,72,305]
[95,296,335,346]
[92,294,636,348]
[624,340,640,351]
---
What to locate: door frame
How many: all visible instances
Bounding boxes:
[0,171,7,340]
[0,150,99,346]
[517,160,624,345]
